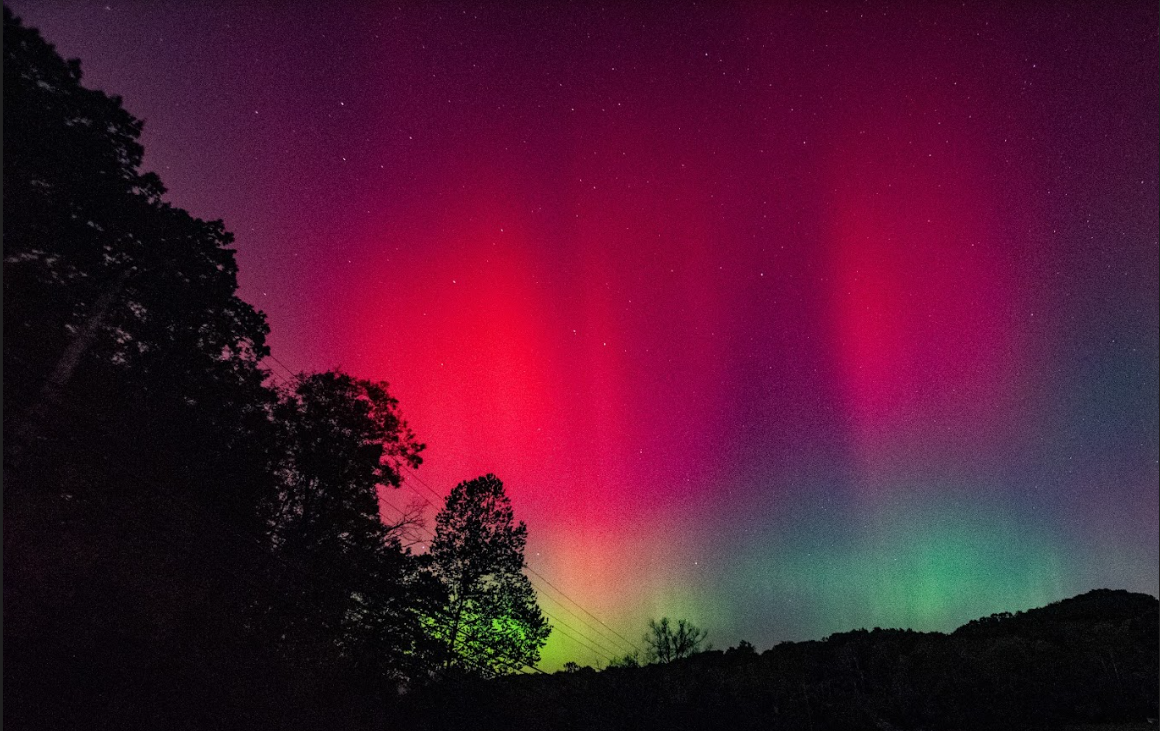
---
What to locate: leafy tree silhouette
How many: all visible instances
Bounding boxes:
[644,617,709,663]
[3,5,275,530]
[429,474,551,677]
[606,650,642,669]
[3,9,289,728]
[724,639,757,659]
[263,371,443,690]
[3,9,444,726]
[267,371,424,554]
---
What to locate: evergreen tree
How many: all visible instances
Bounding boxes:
[429,474,550,677]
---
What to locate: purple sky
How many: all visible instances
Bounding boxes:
[11,1,1157,668]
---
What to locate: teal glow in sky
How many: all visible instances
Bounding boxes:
[12,1,1156,669]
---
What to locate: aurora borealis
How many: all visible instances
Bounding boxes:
[13,2,1156,670]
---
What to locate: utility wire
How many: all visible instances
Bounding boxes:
[395,470,443,513]
[399,463,447,504]
[264,353,298,381]
[394,473,628,662]
[11,353,631,674]
[526,579,637,656]
[388,475,628,663]
[527,562,642,654]
[398,465,641,656]
[537,612,617,663]
[12,351,633,668]
[6,368,546,677]
[13,349,634,671]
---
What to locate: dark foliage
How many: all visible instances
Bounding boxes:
[398,590,1159,731]
[644,617,709,663]
[3,9,443,728]
[429,474,551,678]
[4,9,282,728]
[6,10,1156,730]
[262,372,445,691]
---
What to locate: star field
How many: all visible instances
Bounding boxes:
[12,1,1157,669]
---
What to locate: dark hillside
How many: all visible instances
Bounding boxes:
[398,590,1159,731]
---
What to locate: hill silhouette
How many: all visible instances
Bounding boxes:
[399,589,1159,731]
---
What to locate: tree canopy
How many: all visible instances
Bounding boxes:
[644,617,709,664]
[263,371,443,688]
[3,5,275,529]
[3,10,448,726]
[429,474,551,677]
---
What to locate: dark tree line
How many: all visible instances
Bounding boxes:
[399,589,1159,731]
[8,9,1155,730]
[4,9,546,729]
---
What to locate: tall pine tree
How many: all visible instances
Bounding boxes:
[429,474,550,677]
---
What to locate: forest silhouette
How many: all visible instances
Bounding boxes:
[3,8,1157,730]
[4,9,545,727]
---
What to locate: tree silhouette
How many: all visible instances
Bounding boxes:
[3,5,275,530]
[4,10,443,725]
[266,371,424,552]
[262,371,442,689]
[644,617,708,663]
[3,10,288,727]
[724,639,758,660]
[398,591,1159,730]
[606,650,642,669]
[429,474,550,677]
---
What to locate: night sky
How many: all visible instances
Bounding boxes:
[13,1,1157,669]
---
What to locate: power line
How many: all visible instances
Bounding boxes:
[12,352,632,670]
[396,468,635,663]
[537,610,618,663]
[450,637,540,677]
[198,356,641,663]
[524,564,643,654]
[527,579,637,656]
[398,465,641,656]
[399,463,447,504]
[11,356,625,674]
[396,471,442,513]
[6,379,546,679]
[18,345,631,672]
[264,353,298,381]
[391,475,626,663]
